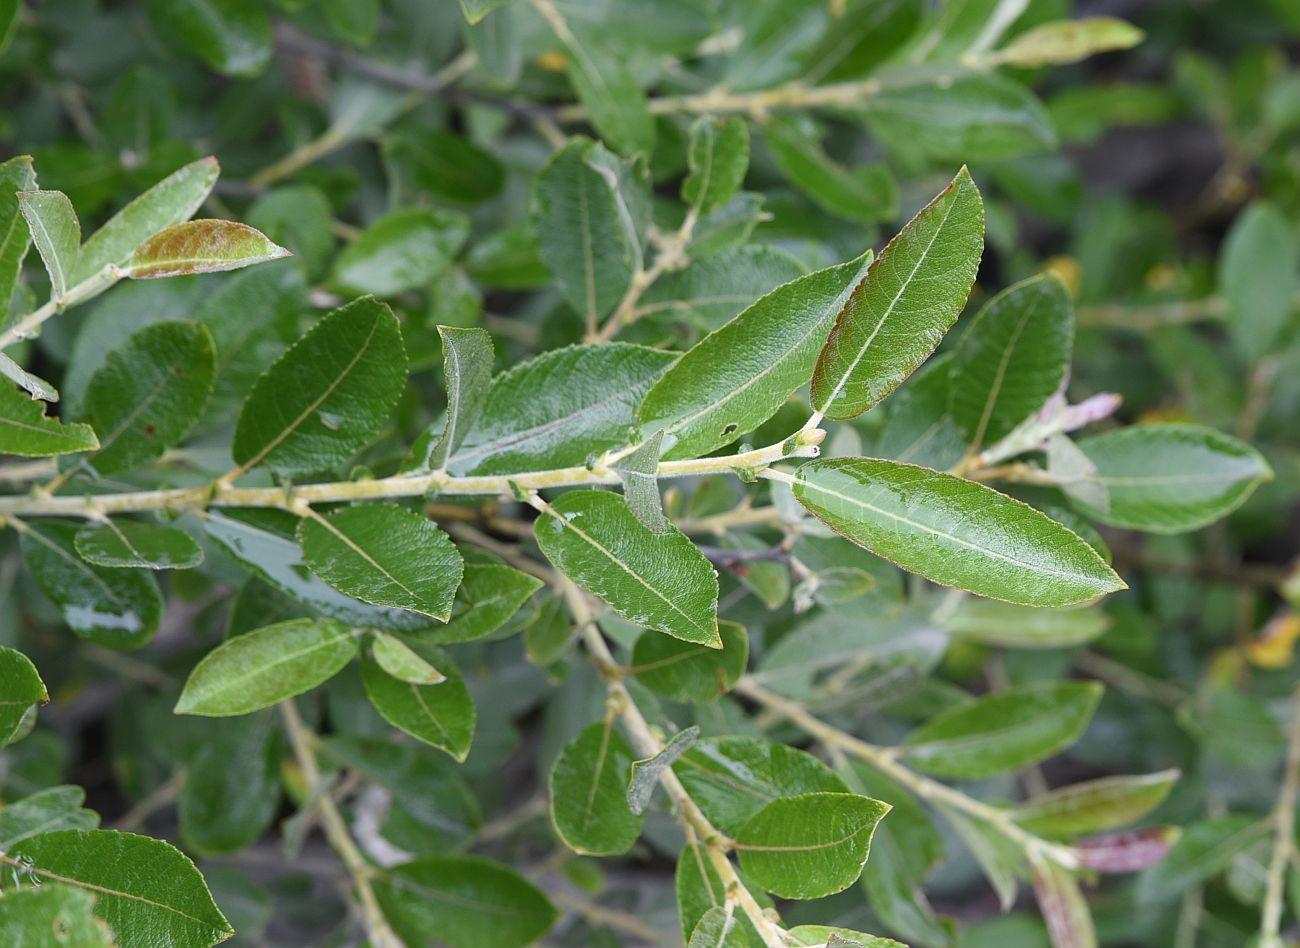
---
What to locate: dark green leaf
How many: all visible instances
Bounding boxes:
[178,713,280,854]
[74,519,204,570]
[331,208,469,297]
[145,0,271,77]
[549,720,643,855]
[0,383,98,456]
[418,562,543,644]
[682,117,750,214]
[426,326,494,471]
[360,644,475,761]
[873,353,966,470]
[0,155,36,309]
[762,116,897,222]
[0,646,46,748]
[631,620,747,702]
[383,127,506,204]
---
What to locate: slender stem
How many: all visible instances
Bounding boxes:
[278,701,402,948]
[113,768,188,832]
[0,266,120,352]
[1259,682,1300,945]
[676,504,784,536]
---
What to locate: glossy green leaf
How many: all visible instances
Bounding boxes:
[178,713,280,855]
[375,855,557,948]
[637,244,806,330]
[762,116,897,223]
[735,792,889,900]
[1010,770,1179,839]
[0,787,99,850]
[426,326,494,471]
[1219,200,1298,362]
[175,618,356,716]
[124,219,290,279]
[631,620,747,702]
[786,925,903,948]
[448,343,673,475]
[73,156,220,284]
[74,519,203,570]
[793,458,1124,606]
[21,520,162,650]
[0,155,36,310]
[613,428,668,532]
[534,489,720,647]
[1,829,232,948]
[1137,814,1269,903]
[682,116,750,214]
[628,725,699,815]
[549,720,643,855]
[145,0,271,77]
[298,504,463,621]
[991,17,1145,67]
[331,208,468,297]
[80,320,215,476]
[640,250,874,460]
[811,168,984,419]
[942,599,1108,649]
[904,681,1102,778]
[0,646,46,748]
[383,127,506,204]
[360,644,475,761]
[419,562,543,644]
[0,382,98,456]
[950,273,1073,450]
[1073,424,1272,532]
[0,885,112,947]
[371,632,445,685]
[232,297,408,477]
[18,190,79,299]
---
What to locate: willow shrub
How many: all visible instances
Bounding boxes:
[1,2,1298,947]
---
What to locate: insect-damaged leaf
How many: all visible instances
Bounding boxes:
[0,382,98,456]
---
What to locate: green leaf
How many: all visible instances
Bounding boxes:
[936,803,1024,910]
[459,0,509,25]
[793,458,1124,606]
[360,644,475,761]
[786,925,903,948]
[298,504,464,621]
[74,156,220,284]
[419,562,543,644]
[0,350,58,402]
[246,185,336,278]
[21,520,162,650]
[675,838,773,946]
[1,829,233,948]
[1072,424,1272,532]
[0,787,99,850]
[371,632,445,685]
[613,429,668,532]
[631,619,747,702]
[124,219,290,278]
[639,250,874,460]
[555,30,654,156]
[533,140,645,321]
[374,855,557,948]
[145,0,271,77]
[674,737,850,836]
[903,681,1102,778]
[175,618,356,716]
[80,321,215,476]
[549,720,643,855]
[637,244,806,330]
[1219,200,1300,362]
[688,906,748,948]
[811,168,984,420]
[18,190,80,299]
[950,273,1073,450]
[628,725,699,815]
[0,646,46,748]
[426,326,494,471]
[735,792,890,900]
[534,489,720,647]
[682,116,750,214]
[1031,857,1098,948]
[331,208,469,297]
[875,353,971,470]
[74,519,204,570]
[447,343,673,475]
[1137,814,1269,903]
[1010,770,1180,839]
[321,0,379,45]
[805,0,921,83]
[383,127,506,204]
[942,599,1108,649]
[762,116,897,223]
[0,155,36,310]
[232,297,408,477]
[0,382,98,456]
[0,885,112,947]
[178,713,280,855]
[991,17,1145,68]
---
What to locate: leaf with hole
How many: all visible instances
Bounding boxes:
[0,382,98,456]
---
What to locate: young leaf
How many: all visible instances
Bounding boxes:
[549,720,644,855]
[419,562,543,644]
[0,155,36,309]
[298,504,464,621]
[1072,424,1272,532]
[0,829,233,948]
[0,382,98,456]
[374,855,558,948]
[639,250,874,461]
[80,321,215,476]
[124,219,290,278]
[793,458,1125,606]
[991,17,1145,68]
[144,0,271,77]
[1031,857,1098,948]
[903,681,1103,779]
[735,791,890,900]
[330,207,468,297]
[74,519,204,570]
[627,725,699,815]
[21,520,163,650]
[682,116,750,214]
[612,429,668,533]
[1010,770,1180,839]
[950,273,1074,450]
[0,787,99,851]
[18,190,79,299]
[446,343,673,475]
[0,350,58,402]
[175,618,356,715]
[73,156,220,284]
[534,490,721,647]
[811,168,984,420]
[371,632,446,685]
[631,620,748,702]
[426,326,494,471]
[0,646,46,748]
[360,644,475,761]
[231,297,408,477]
[762,116,897,223]
[1074,827,1179,874]
[0,885,112,946]
[1046,433,1109,513]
